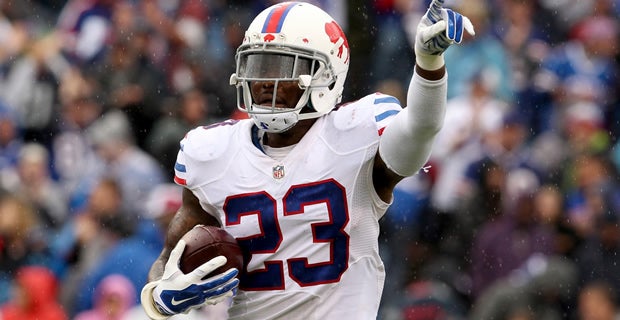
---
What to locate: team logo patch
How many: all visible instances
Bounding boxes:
[273,164,285,179]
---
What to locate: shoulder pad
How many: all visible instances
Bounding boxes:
[181,120,242,162]
[331,93,402,133]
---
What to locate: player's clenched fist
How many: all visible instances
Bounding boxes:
[414,0,475,70]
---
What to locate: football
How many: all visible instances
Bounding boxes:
[179,225,244,277]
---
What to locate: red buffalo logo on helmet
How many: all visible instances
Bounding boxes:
[324,21,349,63]
[264,34,276,42]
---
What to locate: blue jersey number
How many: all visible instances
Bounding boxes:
[224,179,350,290]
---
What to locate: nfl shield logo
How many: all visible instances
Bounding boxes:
[273,165,285,179]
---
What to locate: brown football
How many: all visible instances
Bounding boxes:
[179,225,244,277]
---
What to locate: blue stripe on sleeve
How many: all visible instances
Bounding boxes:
[375,110,400,122]
[175,162,186,173]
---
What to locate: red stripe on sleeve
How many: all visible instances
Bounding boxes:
[174,175,187,186]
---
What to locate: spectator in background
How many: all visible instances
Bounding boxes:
[139,0,210,93]
[87,110,165,217]
[200,6,254,118]
[430,71,511,215]
[537,0,611,41]
[533,185,582,259]
[52,68,105,206]
[368,0,418,93]
[0,194,50,303]
[563,154,620,238]
[459,112,537,209]
[431,157,506,301]
[533,15,619,136]
[397,280,468,320]
[0,104,23,188]
[470,255,578,320]
[562,102,609,156]
[529,101,608,185]
[492,0,551,136]
[146,88,214,176]
[74,274,136,320]
[463,158,505,225]
[577,281,620,320]
[493,0,550,92]
[9,143,68,229]
[378,174,435,318]
[56,0,115,65]
[0,31,69,146]
[0,265,67,320]
[610,139,620,176]
[574,210,620,296]
[443,0,513,103]
[90,2,171,148]
[470,190,555,299]
[75,183,183,312]
[0,3,30,67]
[52,176,133,317]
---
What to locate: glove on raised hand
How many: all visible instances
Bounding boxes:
[415,0,475,70]
[141,239,240,319]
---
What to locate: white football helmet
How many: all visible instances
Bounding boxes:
[229,2,350,133]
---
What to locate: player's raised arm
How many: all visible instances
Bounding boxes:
[375,0,475,191]
[140,189,239,319]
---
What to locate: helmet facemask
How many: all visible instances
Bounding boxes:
[230,43,334,133]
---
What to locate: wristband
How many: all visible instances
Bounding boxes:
[141,281,170,320]
[415,53,445,71]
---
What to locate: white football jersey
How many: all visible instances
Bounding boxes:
[174,93,402,320]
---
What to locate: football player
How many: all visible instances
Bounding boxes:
[140,1,474,319]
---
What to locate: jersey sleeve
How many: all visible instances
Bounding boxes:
[173,137,189,187]
[173,120,240,189]
[371,94,402,136]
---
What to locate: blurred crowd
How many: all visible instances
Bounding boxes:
[0,0,618,319]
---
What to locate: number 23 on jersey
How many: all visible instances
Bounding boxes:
[224,178,350,290]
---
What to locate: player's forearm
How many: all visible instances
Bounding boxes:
[148,189,221,282]
[148,257,167,282]
[143,206,207,319]
[378,70,447,176]
[149,214,189,282]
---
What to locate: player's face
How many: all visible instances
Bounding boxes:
[242,53,310,109]
[250,80,304,109]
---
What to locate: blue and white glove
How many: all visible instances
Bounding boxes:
[415,0,475,70]
[141,240,240,319]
